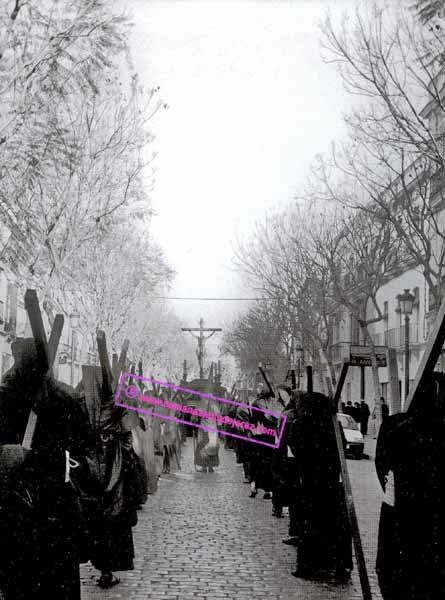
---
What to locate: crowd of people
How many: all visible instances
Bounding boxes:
[339,400,371,435]
[228,384,353,583]
[0,336,182,599]
[2,333,445,600]
[227,378,445,599]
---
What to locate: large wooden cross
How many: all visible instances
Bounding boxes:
[331,360,372,600]
[22,289,64,449]
[181,318,222,379]
[95,330,129,396]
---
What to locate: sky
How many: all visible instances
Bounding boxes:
[126,0,356,357]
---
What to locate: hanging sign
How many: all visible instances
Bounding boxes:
[350,344,387,367]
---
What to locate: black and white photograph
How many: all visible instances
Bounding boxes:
[0,0,444,598]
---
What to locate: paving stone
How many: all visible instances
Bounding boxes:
[81,436,383,599]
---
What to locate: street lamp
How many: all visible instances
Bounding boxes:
[295,347,304,390]
[397,289,415,403]
[69,312,80,386]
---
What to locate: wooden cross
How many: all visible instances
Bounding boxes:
[258,365,275,397]
[22,289,64,449]
[181,318,222,379]
[331,361,372,600]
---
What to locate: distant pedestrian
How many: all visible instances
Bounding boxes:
[344,401,354,417]
[270,386,292,518]
[359,401,371,436]
[339,401,346,413]
[381,397,389,421]
[194,400,220,473]
[353,402,361,423]
[375,373,445,599]
[235,400,253,483]
[280,390,304,543]
[249,389,281,500]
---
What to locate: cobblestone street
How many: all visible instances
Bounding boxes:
[81,436,383,600]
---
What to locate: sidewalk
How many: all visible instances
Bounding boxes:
[364,435,377,460]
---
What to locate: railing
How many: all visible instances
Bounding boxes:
[330,342,353,364]
[330,326,422,364]
[371,324,420,348]
[428,283,445,313]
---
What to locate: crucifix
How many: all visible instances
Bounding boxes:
[181,318,222,379]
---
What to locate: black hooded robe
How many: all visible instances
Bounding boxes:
[289,392,352,576]
[375,376,445,600]
[0,354,92,600]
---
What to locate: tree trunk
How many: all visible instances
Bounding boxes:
[318,347,337,398]
[317,365,326,395]
[328,360,337,390]
[362,325,382,436]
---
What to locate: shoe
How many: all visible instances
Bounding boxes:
[249,490,258,498]
[282,537,298,546]
[263,492,272,499]
[98,574,120,589]
[333,568,352,582]
[272,508,283,518]
[291,569,325,581]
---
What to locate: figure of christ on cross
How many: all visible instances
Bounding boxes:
[181,318,222,379]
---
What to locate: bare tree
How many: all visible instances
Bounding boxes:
[68,220,174,354]
[129,302,197,383]
[222,301,290,388]
[234,205,342,388]
[312,2,445,315]
[0,1,165,325]
[413,0,445,24]
[310,206,403,417]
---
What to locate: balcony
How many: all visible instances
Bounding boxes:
[428,281,445,314]
[330,325,422,365]
[371,324,421,348]
[330,342,353,364]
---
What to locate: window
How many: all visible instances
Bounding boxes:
[428,277,445,312]
[351,315,360,345]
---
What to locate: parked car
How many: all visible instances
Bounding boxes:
[337,413,364,459]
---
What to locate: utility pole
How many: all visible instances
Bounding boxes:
[181,318,222,379]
